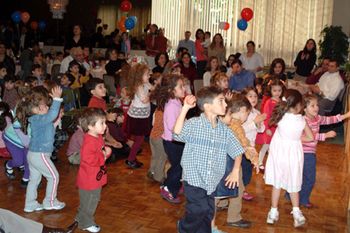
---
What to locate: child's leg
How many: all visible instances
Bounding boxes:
[226,169,244,223]
[271,187,281,208]
[179,182,213,233]
[163,140,184,197]
[299,153,316,205]
[258,144,269,166]
[25,152,43,210]
[151,138,167,182]
[127,135,143,162]
[241,154,252,187]
[148,138,157,175]
[289,192,300,207]
[22,149,30,180]
[5,139,25,170]
[76,189,101,229]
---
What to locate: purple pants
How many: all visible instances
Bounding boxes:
[4,137,29,180]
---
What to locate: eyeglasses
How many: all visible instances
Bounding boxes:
[96,165,107,181]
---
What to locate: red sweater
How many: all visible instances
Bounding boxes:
[88,95,107,111]
[76,134,110,190]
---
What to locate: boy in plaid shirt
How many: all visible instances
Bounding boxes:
[173,86,244,233]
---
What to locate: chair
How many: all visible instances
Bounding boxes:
[103,75,117,97]
[193,79,203,94]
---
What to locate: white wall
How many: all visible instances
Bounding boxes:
[332,0,350,36]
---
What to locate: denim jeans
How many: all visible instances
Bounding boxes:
[299,153,316,205]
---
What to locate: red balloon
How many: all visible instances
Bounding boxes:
[224,22,230,30]
[30,21,38,30]
[21,12,30,24]
[120,0,132,12]
[241,8,254,21]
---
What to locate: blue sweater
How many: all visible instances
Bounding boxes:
[229,69,256,92]
[28,98,63,153]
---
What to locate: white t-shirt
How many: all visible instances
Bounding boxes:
[59,55,74,73]
[242,108,265,146]
[317,71,344,101]
[239,52,264,73]
[203,71,212,87]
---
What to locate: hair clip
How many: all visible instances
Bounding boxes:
[282,96,287,102]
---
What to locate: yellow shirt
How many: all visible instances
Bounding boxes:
[70,72,90,89]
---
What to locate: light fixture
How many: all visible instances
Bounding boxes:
[47,0,69,19]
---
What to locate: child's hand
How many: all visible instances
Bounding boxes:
[225,169,239,189]
[341,111,350,120]
[111,141,123,148]
[254,113,267,124]
[325,130,336,139]
[102,146,112,159]
[225,92,233,101]
[183,95,196,109]
[126,139,134,148]
[266,129,272,136]
[50,86,62,99]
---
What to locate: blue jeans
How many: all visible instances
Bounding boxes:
[179,182,214,233]
[241,154,252,187]
[163,140,184,197]
[299,153,316,205]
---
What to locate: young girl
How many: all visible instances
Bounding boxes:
[241,87,266,200]
[125,64,151,169]
[4,102,30,187]
[256,78,284,170]
[153,74,186,204]
[121,32,131,57]
[23,86,65,213]
[75,108,112,233]
[0,102,12,159]
[265,89,314,228]
[299,94,350,207]
[203,56,219,87]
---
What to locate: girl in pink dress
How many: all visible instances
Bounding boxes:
[256,79,285,170]
[264,89,313,228]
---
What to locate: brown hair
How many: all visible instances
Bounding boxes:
[196,86,223,111]
[269,89,303,126]
[79,108,106,133]
[241,87,258,97]
[206,56,220,71]
[150,73,183,111]
[209,33,224,49]
[226,93,252,114]
[303,93,318,107]
[264,77,286,97]
[127,64,149,99]
[210,72,228,87]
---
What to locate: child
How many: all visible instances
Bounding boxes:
[3,75,19,110]
[75,108,112,233]
[203,31,211,48]
[299,94,350,207]
[203,56,219,87]
[256,78,284,170]
[210,72,232,101]
[51,105,68,162]
[0,63,7,86]
[125,64,152,169]
[174,87,244,233]
[66,123,84,165]
[4,102,30,187]
[69,60,89,90]
[31,64,44,86]
[265,89,314,228]
[23,86,66,213]
[214,95,259,231]
[25,76,39,87]
[0,103,12,160]
[241,87,266,200]
[153,74,186,203]
[61,73,76,112]
[121,32,131,57]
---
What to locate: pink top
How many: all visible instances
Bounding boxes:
[66,127,84,156]
[195,39,207,61]
[302,114,342,153]
[162,98,182,141]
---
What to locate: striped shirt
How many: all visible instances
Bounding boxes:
[173,113,244,195]
[303,114,342,153]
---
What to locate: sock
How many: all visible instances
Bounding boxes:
[270,207,278,214]
[5,162,14,173]
[292,207,300,212]
[22,178,29,182]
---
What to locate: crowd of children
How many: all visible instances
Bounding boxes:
[0,44,349,233]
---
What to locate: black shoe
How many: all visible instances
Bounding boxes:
[125,160,142,169]
[136,149,143,155]
[106,154,117,164]
[4,161,15,180]
[226,219,252,228]
[21,179,29,188]
[135,159,143,166]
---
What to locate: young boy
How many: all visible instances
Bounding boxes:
[3,75,19,110]
[61,73,76,112]
[215,95,259,231]
[173,86,244,233]
[0,63,7,86]
[31,64,44,86]
[69,60,89,90]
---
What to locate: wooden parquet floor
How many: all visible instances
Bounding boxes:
[0,142,349,233]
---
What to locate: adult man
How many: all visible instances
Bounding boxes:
[305,57,330,84]
[177,31,196,57]
[229,59,256,92]
[309,59,344,115]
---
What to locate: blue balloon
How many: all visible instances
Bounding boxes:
[39,20,46,30]
[124,17,135,30]
[11,11,21,24]
[129,16,137,24]
[237,19,248,31]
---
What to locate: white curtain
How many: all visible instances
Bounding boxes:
[97,5,117,35]
[151,0,334,66]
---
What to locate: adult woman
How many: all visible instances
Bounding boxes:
[152,52,169,74]
[64,25,87,53]
[208,33,226,65]
[293,39,317,82]
[203,56,219,87]
[145,24,159,68]
[240,41,264,74]
[194,29,207,78]
[180,52,198,93]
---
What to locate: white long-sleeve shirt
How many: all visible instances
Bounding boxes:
[317,71,344,101]
[242,108,265,146]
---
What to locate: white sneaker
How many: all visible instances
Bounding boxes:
[266,209,279,224]
[291,209,306,227]
[24,203,44,213]
[43,200,66,210]
[83,225,101,233]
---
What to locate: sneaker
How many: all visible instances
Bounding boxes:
[242,191,254,201]
[226,219,251,228]
[291,209,306,228]
[18,165,25,172]
[160,186,181,204]
[125,160,142,169]
[20,179,29,188]
[43,200,66,210]
[4,161,15,180]
[24,203,44,213]
[83,225,101,233]
[266,209,279,224]
[212,226,227,233]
